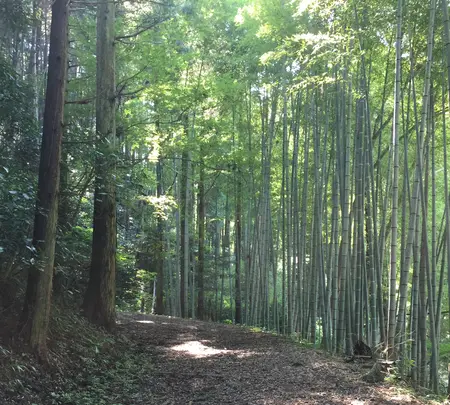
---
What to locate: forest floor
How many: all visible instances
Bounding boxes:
[112,313,432,405]
[0,311,441,404]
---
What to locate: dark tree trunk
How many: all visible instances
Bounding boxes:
[197,157,205,320]
[180,150,188,318]
[53,150,70,300]
[58,150,71,233]
[235,176,243,324]
[180,116,190,318]
[22,0,68,359]
[154,156,165,315]
[82,0,116,331]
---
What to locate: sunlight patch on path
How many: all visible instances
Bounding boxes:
[135,320,155,324]
[378,387,424,404]
[168,340,253,358]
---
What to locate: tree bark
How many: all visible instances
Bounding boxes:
[235,175,243,324]
[154,155,165,315]
[196,156,205,320]
[22,0,68,359]
[388,0,402,359]
[82,0,117,330]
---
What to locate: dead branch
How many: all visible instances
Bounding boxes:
[65,98,93,105]
[115,17,170,42]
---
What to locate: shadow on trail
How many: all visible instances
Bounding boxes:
[117,313,423,405]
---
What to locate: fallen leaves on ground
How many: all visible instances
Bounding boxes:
[0,311,439,404]
[115,313,432,405]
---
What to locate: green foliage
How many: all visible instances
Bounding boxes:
[56,226,92,270]
[439,341,450,362]
[48,312,154,405]
[115,248,144,311]
[296,339,315,349]
[0,56,38,283]
[0,0,30,36]
[1,309,155,405]
[49,349,152,405]
[1,0,450,397]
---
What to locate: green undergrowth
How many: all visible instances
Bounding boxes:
[0,308,153,405]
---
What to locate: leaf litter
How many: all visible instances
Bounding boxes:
[117,313,433,405]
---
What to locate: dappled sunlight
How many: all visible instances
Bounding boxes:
[168,340,251,359]
[112,313,429,405]
[377,386,423,404]
[389,394,414,402]
[235,351,255,359]
[264,391,421,405]
[306,388,422,405]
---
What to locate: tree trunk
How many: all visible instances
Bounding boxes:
[180,150,188,318]
[180,116,190,318]
[388,0,402,359]
[155,155,165,315]
[440,4,450,394]
[82,0,117,330]
[197,156,205,320]
[22,0,68,359]
[235,175,243,324]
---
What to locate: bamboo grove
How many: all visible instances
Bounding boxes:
[1,0,450,395]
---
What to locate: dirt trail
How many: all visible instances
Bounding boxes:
[117,313,425,405]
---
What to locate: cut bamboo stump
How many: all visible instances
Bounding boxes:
[361,360,394,383]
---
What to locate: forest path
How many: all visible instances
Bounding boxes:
[117,313,424,405]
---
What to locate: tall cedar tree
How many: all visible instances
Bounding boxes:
[22,0,68,359]
[82,0,117,330]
